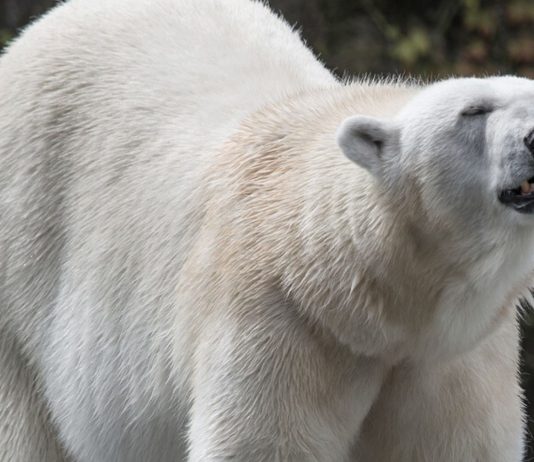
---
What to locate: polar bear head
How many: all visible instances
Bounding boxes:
[336,76,534,359]
[337,76,534,230]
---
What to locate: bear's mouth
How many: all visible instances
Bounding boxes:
[499,177,534,213]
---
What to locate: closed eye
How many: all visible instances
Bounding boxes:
[460,105,493,116]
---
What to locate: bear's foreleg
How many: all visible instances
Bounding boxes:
[0,331,71,462]
[186,303,386,462]
[353,311,524,462]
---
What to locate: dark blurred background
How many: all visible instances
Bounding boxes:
[2,0,534,459]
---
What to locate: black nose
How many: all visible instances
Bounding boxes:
[525,129,534,155]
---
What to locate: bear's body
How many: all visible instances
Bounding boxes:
[0,0,533,461]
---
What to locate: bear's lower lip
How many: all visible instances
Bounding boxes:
[499,177,534,213]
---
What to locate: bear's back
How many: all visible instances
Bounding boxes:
[0,1,338,460]
[0,0,337,335]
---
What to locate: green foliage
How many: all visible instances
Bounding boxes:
[391,27,431,66]
[268,0,534,79]
[0,29,12,49]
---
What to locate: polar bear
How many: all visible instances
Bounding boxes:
[1,0,534,461]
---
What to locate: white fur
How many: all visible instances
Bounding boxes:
[0,0,532,461]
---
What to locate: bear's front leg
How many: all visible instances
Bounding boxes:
[187,304,386,462]
[0,331,70,462]
[353,310,524,462]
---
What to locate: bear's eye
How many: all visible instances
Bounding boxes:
[460,105,493,117]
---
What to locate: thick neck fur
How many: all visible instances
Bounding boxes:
[212,82,534,364]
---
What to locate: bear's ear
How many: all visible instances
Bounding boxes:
[336,115,399,177]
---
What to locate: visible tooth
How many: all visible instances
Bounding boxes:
[521,180,530,193]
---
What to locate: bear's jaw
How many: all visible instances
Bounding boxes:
[499,176,534,213]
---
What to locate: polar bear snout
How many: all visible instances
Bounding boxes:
[495,127,534,213]
[499,178,534,212]
[524,128,534,155]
